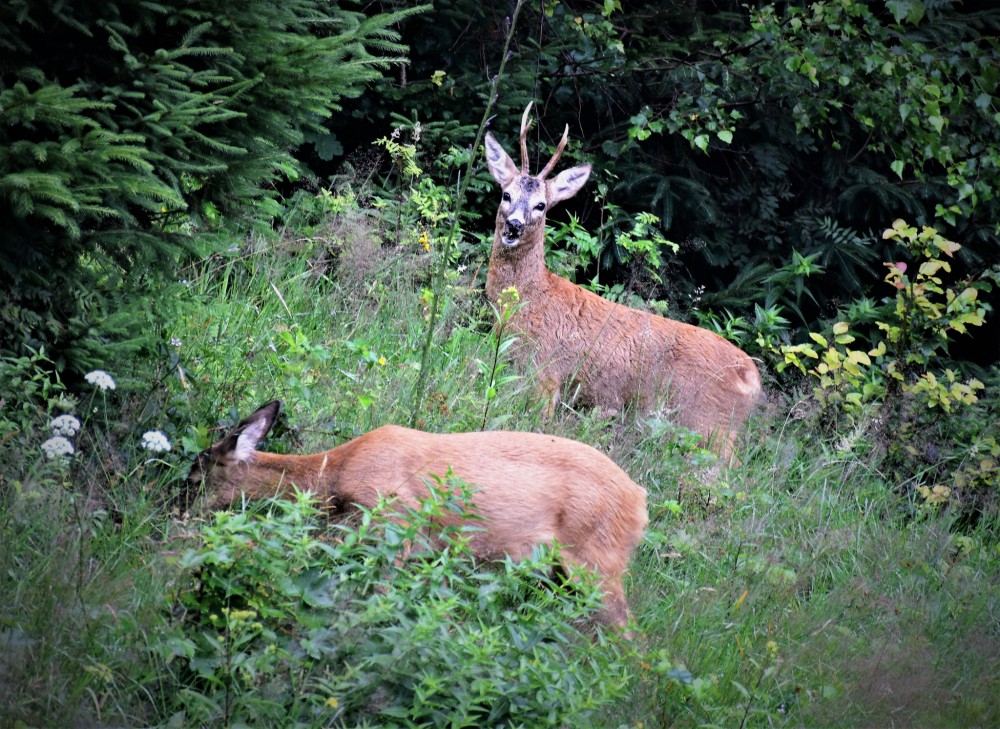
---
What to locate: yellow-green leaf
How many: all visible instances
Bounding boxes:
[809,332,829,348]
[934,237,961,257]
[847,349,871,367]
[919,260,948,276]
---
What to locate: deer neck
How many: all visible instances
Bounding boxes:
[486,221,549,301]
[247,447,347,498]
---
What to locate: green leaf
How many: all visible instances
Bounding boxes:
[891,159,905,179]
[717,129,734,145]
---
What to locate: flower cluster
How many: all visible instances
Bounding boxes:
[141,430,172,453]
[43,413,81,459]
[41,436,74,460]
[50,414,81,437]
[84,370,117,391]
[39,370,173,462]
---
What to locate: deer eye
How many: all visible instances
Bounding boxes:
[535,202,546,211]
[502,192,511,203]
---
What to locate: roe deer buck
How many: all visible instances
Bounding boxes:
[484,103,762,456]
[188,401,648,628]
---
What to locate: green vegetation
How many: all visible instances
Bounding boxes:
[353,0,1000,372]
[1,0,998,726]
[0,0,424,374]
[161,488,624,726]
[2,175,997,726]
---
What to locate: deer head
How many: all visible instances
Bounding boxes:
[484,103,592,256]
[186,400,289,510]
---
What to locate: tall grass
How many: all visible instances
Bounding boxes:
[1,182,997,727]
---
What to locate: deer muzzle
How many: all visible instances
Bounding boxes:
[501,219,523,247]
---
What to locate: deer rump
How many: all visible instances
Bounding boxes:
[192,401,648,627]
[316,425,646,567]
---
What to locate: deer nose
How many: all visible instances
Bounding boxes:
[504,219,523,238]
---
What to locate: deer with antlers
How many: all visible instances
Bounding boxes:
[483,103,762,456]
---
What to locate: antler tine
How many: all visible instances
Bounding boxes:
[537,124,569,180]
[519,102,533,174]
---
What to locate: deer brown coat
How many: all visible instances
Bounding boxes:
[484,104,762,455]
[191,401,648,628]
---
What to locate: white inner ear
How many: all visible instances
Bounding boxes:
[548,163,592,205]
[233,418,269,462]
[484,134,518,187]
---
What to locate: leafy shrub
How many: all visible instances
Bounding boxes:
[771,220,997,515]
[157,484,629,727]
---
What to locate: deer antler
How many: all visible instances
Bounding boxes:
[537,124,569,180]
[517,102,569,179]
[519,102,533,174]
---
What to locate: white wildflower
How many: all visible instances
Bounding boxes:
[170,337,182,347]
[141,430,172,453]
[50,414,81,437]
[84,370,117,391]
[41,436,75,460]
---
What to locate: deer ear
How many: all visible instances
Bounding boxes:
[548,163,591,206]
[484,132,519,187]
[228,401,280,462]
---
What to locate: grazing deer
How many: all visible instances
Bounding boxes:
[484,103,762,456]
[189,401,648,628]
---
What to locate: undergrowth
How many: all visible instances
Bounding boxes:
[1,157,997,727]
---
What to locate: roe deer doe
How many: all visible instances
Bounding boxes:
[188,400,648,628]
[484,103,762,456]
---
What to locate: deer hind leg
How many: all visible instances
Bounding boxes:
[558,552,630,630]
[594,578,630,630]
[536,376,562,419]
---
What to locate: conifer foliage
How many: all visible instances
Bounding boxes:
[0,0,422,374]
